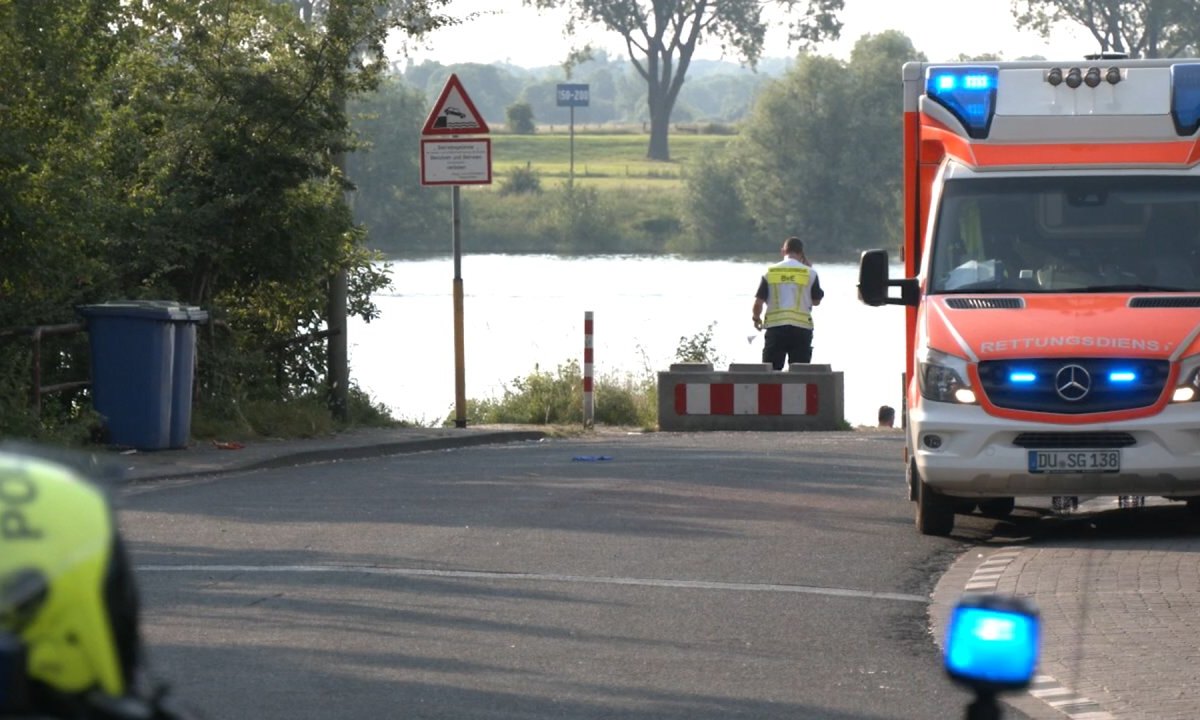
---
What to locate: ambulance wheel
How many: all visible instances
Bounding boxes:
[915,470,954,536]
[1185,498,1200,515]
[978,497,1016,518]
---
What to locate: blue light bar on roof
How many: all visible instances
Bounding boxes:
[926,66,998,139]
[1171,63,1200,136]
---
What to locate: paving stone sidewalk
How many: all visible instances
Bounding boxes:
[933,506,1200,720]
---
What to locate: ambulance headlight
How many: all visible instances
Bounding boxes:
[1171,356,1200,402]
[919,349,976,404]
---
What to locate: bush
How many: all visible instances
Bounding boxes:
[459,360,658,428]
[192,384,398,441]
[594,371,657,429]
[538,184,621,253]
[458,361,582,425]
[675,322,723,365]
[678,152,761,254]
[506,102,536,134]
[498,163,543,196]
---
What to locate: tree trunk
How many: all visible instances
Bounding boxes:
[646,81,672,161]
[648,111,670,161]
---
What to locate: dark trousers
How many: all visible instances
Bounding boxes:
[762,325,813,370]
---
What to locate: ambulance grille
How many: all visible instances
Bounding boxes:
[945,297,1024,309]
[978,358,1169,414]
[1129,297,1200,308]
[1013,432,1136,449]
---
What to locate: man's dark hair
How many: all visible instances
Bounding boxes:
[783,236,804,255]
[878,405,895,425]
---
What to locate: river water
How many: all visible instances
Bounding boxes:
[348,255,907,427]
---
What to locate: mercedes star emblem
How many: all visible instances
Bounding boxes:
[1055,364,1091,401]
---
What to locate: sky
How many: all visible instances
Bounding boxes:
[396,0,1098,69]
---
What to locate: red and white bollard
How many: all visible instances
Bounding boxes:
[583,311,594,427]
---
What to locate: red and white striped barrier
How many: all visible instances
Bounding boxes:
[674,382,819,416]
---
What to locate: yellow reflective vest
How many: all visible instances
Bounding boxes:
[764,262,814,329]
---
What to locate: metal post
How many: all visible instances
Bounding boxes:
[30,327,43,415]
[569,105,575,187]
[583,311,594,428]
[329,266,349,421]
[452,185,467,428]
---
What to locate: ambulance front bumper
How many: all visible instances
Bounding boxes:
[910,401,1200,498]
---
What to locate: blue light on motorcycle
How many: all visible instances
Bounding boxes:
[945,594,1040,691]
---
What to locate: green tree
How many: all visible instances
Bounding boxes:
[525,0,843,161]
[0,0,455,437]
[506,101,537,133]
[734,32,922,257]
[1013,0,1200,58]
[679,153,760,253]
[348,78,448,253]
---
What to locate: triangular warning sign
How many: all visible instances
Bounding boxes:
[421,73,490,136]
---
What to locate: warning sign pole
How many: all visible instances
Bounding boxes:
[420,73,491,429]
[451,186,466,428]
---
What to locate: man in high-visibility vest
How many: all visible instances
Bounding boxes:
[751,236,824,370]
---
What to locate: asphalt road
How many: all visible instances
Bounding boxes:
[117,431,1026,719]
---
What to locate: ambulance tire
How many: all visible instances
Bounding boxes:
[978,497,1016,518]
[915,469,954,536]
[1185,498,1200,515]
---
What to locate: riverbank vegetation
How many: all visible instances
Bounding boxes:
[457,324,723,430]
[352,32,921,263]
[0,0,453,442]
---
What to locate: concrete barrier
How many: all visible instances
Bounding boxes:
[657,363,845,431]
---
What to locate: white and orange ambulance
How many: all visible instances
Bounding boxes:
[858,58,1200,535]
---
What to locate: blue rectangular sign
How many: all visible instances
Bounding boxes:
[556,83,590,107]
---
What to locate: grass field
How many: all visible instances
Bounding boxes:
[490,132,734,188]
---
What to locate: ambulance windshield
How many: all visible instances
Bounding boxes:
[929,175,1200,294]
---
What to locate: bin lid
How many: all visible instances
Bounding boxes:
[77,301,206,322]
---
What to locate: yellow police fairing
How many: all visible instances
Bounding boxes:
[0,452,125,697]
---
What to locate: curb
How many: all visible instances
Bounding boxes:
[124,430,548,483]
[232,431,549,472]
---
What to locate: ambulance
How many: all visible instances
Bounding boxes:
[858,58,1200,535]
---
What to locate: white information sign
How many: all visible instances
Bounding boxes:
[420,138,493,186]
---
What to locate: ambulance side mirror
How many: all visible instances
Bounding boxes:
[858,250,920,307]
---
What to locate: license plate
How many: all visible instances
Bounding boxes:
[1028,449,1121,474]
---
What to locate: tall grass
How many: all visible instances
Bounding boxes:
[490,132,733,187]
[462,182,681,254]
[455,326,725,430]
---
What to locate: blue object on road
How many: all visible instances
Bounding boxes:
[571,456,613,462]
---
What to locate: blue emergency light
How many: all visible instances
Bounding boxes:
[945,594,1040,692]
[1009,371,1037,384]
[1108,370,1138,384]
[1171,63,1200,136]
[926,66,999,139]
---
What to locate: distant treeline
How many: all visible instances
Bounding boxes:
[351,32,928,261]
[395,50,794,127]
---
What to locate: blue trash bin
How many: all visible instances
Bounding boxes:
[78,302,206,450]
[168,306,208,449]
